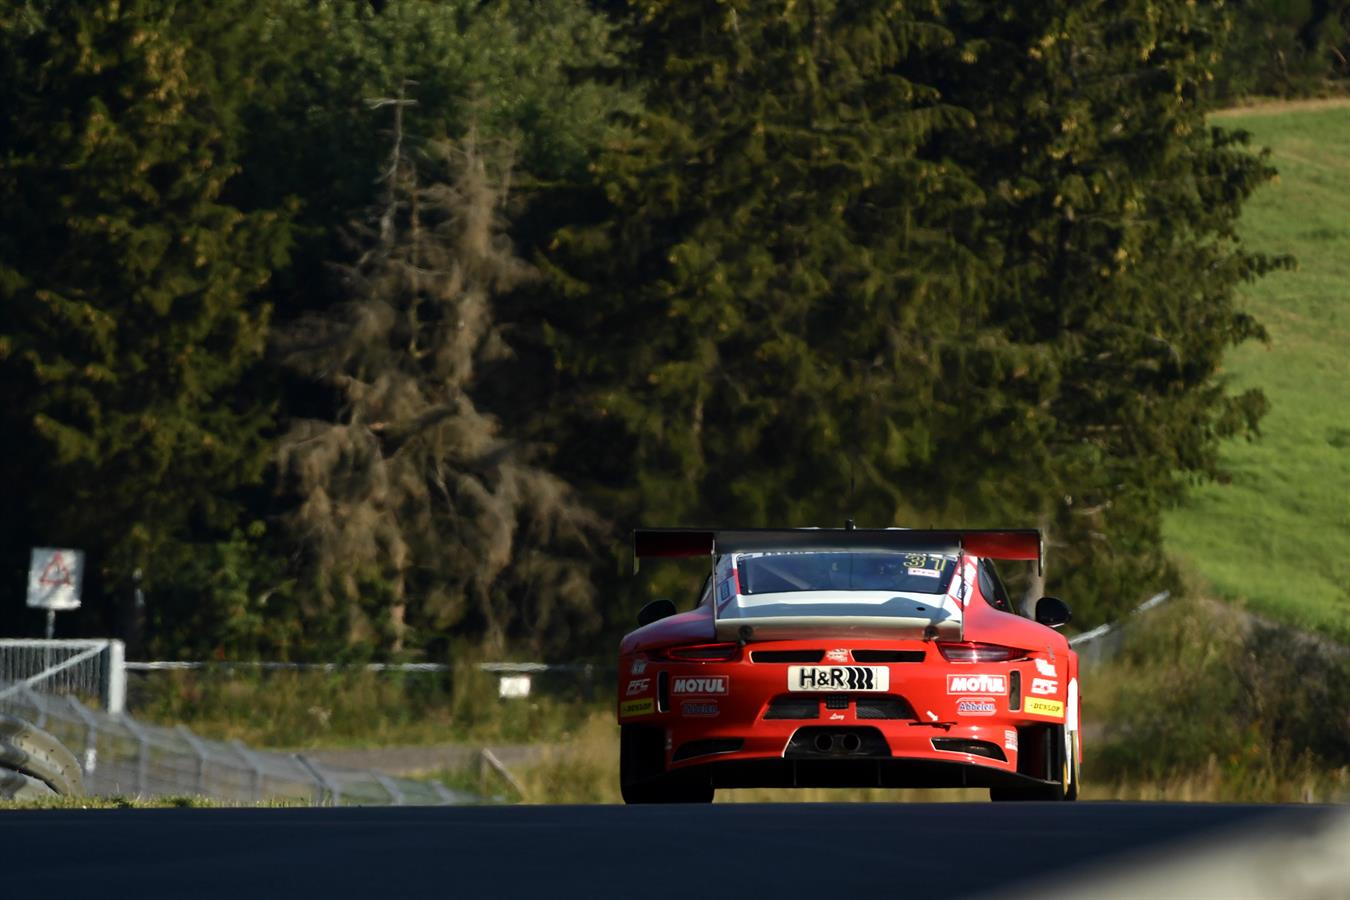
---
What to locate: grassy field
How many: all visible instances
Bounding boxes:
[1162,101,1350,642]
[128,662,608,750]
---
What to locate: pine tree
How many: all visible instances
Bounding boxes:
[914,0,1286,620]
[0,1,292,630]
[274,95,600,656]
[537,0,1284,626]
[540,1,986,539]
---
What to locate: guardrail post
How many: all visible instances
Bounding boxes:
[101,640,126,714]
[293,753,341,807]
[429,779,455,806]
[372,771,406,806]
[175,725,209,796]
[480,748,525,798]
[65,695,101,777]
[232,740,266,803]
[120,716,151,797]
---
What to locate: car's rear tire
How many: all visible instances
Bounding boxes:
[1064,728,1080,801]
[990,724,1076,802]
[620,724,714,804]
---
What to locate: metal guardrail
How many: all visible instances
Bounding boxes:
[1069,590,1172,664]
[0,683,476,806]
[122,660,599,674]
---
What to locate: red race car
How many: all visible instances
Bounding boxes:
[617,527,1080,803]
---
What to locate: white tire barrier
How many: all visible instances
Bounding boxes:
[0,768,57,801]
[0,713,83,797]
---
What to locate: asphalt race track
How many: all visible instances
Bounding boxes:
[1,802,1344,899]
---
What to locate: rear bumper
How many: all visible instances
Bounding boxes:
[666,719,1021,770]
[692,756,1057,791]
[649,717,1069,791]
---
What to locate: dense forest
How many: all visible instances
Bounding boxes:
[1,0,1345,660]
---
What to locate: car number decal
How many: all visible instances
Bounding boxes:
[787,665,889,692]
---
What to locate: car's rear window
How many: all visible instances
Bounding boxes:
[736,551,956,595]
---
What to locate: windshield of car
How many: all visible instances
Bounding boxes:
[736,550,956,595]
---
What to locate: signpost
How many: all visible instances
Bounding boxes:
[26,547,85,639]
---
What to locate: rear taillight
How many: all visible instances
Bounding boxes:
[936,642,1028,663]
[660,643,741,662]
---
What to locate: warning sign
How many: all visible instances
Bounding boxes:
[26,547,85,611]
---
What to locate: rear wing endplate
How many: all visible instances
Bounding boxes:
[633,527,1042,574]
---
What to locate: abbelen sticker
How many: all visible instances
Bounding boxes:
[681,701,719,717]
[956,697,998,716]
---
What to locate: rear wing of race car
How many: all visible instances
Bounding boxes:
[633,527,1042,573]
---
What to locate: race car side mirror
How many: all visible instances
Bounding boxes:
[637,598,677,627]
[1035,596,1072,629]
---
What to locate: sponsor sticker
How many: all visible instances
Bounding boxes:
[829,712,846,721]
[949,560,978,606]
[625,678,650,697]
[1034,658,1056,678]
[672,676,729,696]
[825,648,850,663]
[620,698,655,718]
[630,657,648,675]
[947,674,1008,694]
[788,666,889,692]
[1004,728,1018,751]
[956,697,997,717]
[1030,677,1058,696]
[907,567,941,578]
[1024,697,1064,719]
[681,701,719,717]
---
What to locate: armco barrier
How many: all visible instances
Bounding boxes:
[0,713,83,797]
[0,683,477,807]
[1068,590,1171,665]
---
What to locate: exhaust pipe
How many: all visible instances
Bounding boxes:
[814,733,834,752]
[841,733,862,753]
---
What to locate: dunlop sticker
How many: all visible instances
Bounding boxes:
[620,698,655,718]
[1023,697,1064,719]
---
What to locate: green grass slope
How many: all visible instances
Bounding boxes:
[1163,102,1350,642]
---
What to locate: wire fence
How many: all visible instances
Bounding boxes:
[0,682,478,806]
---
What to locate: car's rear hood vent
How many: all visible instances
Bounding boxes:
[851,649,925,663]
[751,650,824,663]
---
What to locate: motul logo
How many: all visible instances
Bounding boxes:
[672,676,729,695]
[947,674,1007,694]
